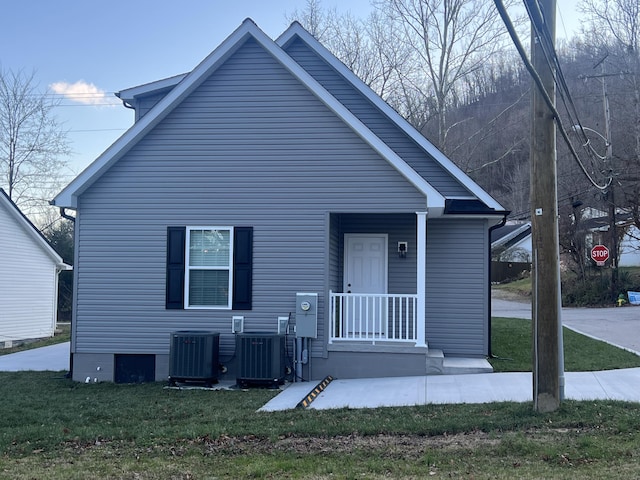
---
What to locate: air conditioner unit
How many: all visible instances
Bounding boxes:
[236,333,285,388]
[169,331,220,386]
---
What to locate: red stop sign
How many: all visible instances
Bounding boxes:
[591,245,609,265]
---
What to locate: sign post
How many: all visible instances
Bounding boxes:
[591,245,610,266]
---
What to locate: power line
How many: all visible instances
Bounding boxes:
[523,0,611,174]
[493,0,612,191]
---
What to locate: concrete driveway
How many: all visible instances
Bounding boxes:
[0,342,70,372]
[491,295,640,354]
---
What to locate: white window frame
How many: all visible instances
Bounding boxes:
[185,226,234,309]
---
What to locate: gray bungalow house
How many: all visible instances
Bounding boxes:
[52,20,507,383]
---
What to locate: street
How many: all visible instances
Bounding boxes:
[492,294,640,354]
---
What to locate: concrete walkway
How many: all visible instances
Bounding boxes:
[260,367,640,411]
[0,342,70,372]
[261,297,640,411]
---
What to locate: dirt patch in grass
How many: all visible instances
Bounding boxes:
[197,431,501,457]
[492,287,530,303]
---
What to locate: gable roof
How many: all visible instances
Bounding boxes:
[0,189,71,270]
[277,22,504,212]
[53,19,504,218]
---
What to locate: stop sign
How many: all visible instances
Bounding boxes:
[591,245,609,265]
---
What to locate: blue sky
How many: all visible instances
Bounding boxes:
[1,0,580,181]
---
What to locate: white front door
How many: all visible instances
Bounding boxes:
[344,234,388,337]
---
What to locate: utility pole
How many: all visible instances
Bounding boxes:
[601,63,618,298]
[579,61,617,298]
[529,0,562,412]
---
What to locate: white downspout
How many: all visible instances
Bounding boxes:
[416,211,428,348]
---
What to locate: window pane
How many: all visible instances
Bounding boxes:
[189,229,230,267]
[189,270,229,306]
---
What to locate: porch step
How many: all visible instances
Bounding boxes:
[441,357,493,375]
[426,349,444,374]
[426,349,493,375]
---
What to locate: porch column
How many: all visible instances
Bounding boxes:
[416,211,427,348]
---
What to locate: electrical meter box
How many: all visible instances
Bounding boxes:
[295,292,318,338]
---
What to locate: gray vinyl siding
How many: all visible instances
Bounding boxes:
[335,213,417,295]
[425,218,489,356]
[284,38,472,198]
[73,37,427,358]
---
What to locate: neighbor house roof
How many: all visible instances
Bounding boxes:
[52,19,505,217]
[0,189,71,271]
[491,222,532,250]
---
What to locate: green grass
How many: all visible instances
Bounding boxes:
[494,276,532,297]
[490,317,640,372]
[1,321,640,478]
[1,372,640,478]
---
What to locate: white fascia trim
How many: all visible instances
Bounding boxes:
[116,73,188,103]
[277,23,504,212]
[52,19,265,208]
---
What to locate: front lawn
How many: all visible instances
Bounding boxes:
[1,317,640,478]
[0,371,640,478]
[490,317,640,372]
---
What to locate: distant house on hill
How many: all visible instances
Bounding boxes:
[582,212,640,267]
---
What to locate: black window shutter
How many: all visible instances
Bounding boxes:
[166,227,186,309]
[232,227,253,310]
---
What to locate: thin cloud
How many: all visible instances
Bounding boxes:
[49,80,119,106]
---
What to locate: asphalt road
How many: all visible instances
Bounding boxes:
[492,295,640,354]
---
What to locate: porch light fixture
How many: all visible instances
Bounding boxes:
[398,242,408,258]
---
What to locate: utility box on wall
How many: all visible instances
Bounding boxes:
[295,292,318,338]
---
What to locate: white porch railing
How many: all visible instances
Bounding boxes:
[329,291,418,344]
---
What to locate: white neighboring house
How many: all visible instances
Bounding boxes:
[619,225,640,267]
[583,212,640,267]
[0,189,71,347]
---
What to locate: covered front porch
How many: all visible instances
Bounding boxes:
[326,211,428,348]
[322,211,492,377]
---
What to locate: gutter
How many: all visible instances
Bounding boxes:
[59,207,76,223]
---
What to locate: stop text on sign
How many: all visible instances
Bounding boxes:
[591,245,609,266]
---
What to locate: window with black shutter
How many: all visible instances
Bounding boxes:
[166,226,252,310]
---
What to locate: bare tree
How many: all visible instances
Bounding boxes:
[288,1,415,108]
[374,0,522,152]
[0,68,70,219]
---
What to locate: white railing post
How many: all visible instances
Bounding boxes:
[416,211,427,348]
